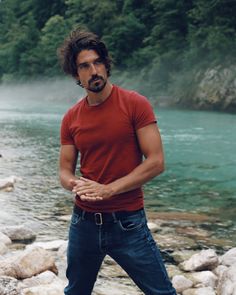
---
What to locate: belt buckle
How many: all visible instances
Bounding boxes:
[95,213,103,225]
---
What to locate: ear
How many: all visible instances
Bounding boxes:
[75,77,83,87]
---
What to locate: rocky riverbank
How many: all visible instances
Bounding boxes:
[1,176,235,294]
[0,215,235,295]
[174,65,236,112]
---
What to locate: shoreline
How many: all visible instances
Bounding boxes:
[0,216,235,295]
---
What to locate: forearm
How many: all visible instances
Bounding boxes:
[60,169,79,191]
[108,156,165,195]
[71,157,164,201]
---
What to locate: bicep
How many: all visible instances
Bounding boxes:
[60,145,78,173]
[136,123,164,159]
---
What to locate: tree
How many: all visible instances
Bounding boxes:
[36,15,71,76]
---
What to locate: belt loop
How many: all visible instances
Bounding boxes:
[112,212,118,223]
[95,213,103,225]
[81,210,86,220]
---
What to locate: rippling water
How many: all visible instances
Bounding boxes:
[0,89,236,245]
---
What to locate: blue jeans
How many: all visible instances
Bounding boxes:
[64,208,176,295]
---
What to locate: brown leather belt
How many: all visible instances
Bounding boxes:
[73,205,144,225]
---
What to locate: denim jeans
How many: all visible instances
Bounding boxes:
[64,208,176,295]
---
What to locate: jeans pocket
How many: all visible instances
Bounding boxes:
[71,213,81,225]
[118,216,144,232]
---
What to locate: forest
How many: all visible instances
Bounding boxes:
[0,0,236,101]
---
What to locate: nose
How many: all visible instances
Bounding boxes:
[90,63,97,75]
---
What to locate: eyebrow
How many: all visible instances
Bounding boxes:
[78,57,102,67]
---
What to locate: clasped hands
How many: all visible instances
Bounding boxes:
[70,177,113,202]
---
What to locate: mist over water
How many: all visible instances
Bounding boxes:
[0,78,84,108]
[0,79,236,245]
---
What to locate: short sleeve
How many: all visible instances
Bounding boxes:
[131,93,157,130]
[60,113,74,145]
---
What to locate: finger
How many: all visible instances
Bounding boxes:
[72,183,90,193]
[79,177,91,182]
[80,192,100,198]
[70,179,85,189]
[80,195,103,201]
[76,188,96,195]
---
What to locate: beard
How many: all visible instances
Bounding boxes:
[87,75,107,93]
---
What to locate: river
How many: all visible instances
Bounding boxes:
[0,82,236,246]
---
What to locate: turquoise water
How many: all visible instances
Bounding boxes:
[0,94,235,244]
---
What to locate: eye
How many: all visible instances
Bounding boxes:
[94,59,103,65]
[78,63,90,71]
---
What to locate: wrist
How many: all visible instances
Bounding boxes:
[106,183,116,197]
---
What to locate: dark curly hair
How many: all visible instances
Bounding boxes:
[57,28,112,80]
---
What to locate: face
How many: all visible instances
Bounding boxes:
[76,50,108,93]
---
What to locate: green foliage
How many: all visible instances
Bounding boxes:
[36,15,70,76]
[0,0,235,96]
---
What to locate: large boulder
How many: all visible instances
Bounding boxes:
[220,248,236,267]
[217,264,236,295]
[180,249,218,271]
[0,247,57,279]
[0,225,36,243]
[188,65,236,112]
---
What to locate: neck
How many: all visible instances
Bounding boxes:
[86,81,113,106]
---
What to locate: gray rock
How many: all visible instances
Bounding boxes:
[0,176,21,191]
[172,250,198,264]
[217,264,236,295]
[187,271,217,289]
[0,225,36,243]
[147,222,160,232]
[0,247,57,279]
[183,286,216,295]
[172,275,193,293]
[21,282,65,295]
[189,65,236,111]
[154,233,196,251]
[0,276,20,295]
[93,279,142,295]
[0,242,8,255]
[99,262,128,279]
[220,247,236,267]
[103,255,117,266]
[212,265,228,281]
[180,249,218,271]
[0,232,12,246]
[26,240,66,251]
[166,264,184,279]
[57,241,68,258]
[57,215,71,222]
[0,177,15,190]
[19,271,61,289]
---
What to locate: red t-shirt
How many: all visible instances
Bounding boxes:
[60,84,157,212]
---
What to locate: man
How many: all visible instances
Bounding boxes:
[58,28,176,295]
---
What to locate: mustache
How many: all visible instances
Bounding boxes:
[88,75,104,85]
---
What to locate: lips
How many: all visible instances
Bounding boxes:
[92,77,101,82]
[89,76,103,86]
